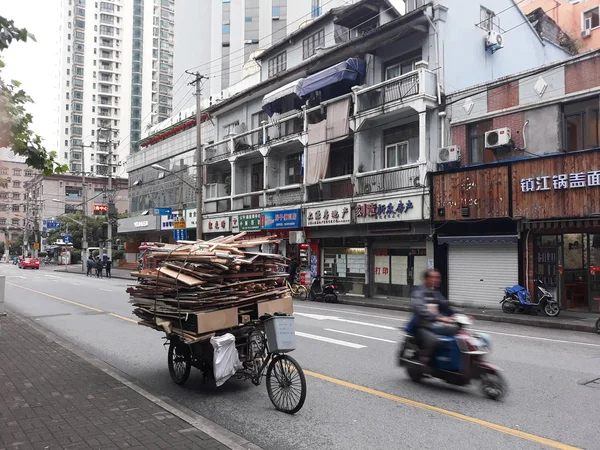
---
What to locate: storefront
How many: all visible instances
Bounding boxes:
[354,194,429,298]
[117,216,161,262]
[305,203,367,295]
[202,214,231,238]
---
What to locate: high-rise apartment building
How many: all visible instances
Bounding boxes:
[173,0,352,104]
[56,0,175,173]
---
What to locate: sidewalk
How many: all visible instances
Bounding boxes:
[0,313,257,450]
[340,295,600,333]
[39,263,133,281]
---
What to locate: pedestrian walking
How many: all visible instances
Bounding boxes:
[86,256,94,276]
[95,257,103,278]
[105,257,112,279]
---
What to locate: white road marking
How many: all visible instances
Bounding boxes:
[295,304,407,322]
[295,312,397,330]
[325,329,396,343]
[472,328,600,348]
[6,275,26,279]
[295,331,366,349]
[99,288,113,292]
[71,282,81,286]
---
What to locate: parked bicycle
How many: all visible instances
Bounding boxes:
[286,279,308,301]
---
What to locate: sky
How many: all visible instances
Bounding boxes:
[2,0,61,152]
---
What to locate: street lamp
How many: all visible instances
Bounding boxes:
[52,199,87,272]
[151,164,202,240]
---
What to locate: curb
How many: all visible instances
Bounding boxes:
[339,299,598,334]
[52,268,132,281]
[7,309,263,450]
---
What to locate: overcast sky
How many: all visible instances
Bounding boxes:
[2,1,60,151]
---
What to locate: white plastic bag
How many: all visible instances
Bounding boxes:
[210,333,243,387]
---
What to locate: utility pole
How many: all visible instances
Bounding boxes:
[105,125,114,261]
[73,143,93,272]
[186,71,207,241]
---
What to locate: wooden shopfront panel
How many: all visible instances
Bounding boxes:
[512,151,600,220]
[432,166,510,221]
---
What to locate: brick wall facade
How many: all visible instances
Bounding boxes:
[565,58,600,94]
[492,111,525,150]
[487,81,520,112]
[451,125,467,163]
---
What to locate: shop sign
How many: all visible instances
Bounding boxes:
[232,213,261,233]
[173,218,186,230]
[161,213,183,231]
[134,220,149,228]
[306,204,351,227]
[203,216,231,234]
[185,208,197,228]
[118,215,160,233]
[174,228,188,241]
[520,170,600,192]
[355,196,422,224]
[261,209,301,230]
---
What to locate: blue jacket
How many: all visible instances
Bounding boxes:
[406,285,455,333]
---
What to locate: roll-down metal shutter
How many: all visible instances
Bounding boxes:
[448,244,518,308]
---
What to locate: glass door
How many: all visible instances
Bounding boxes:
[589,234,600,312]
[562,233,588,311]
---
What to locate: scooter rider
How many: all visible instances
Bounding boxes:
[409,269,458,365]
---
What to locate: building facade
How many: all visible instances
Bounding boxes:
[432,48,600,313]
[521,0,600,52]
[56,0,175,174]
[129,0,570,298]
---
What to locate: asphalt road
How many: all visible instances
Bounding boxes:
[2,263,600,450]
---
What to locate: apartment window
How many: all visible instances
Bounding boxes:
[311,0,321,17]
[383,123,419,167]
[564,98,600,151]
[480,7,500,32]
[65,140,68,147]
[12,193,20,201]
[468,119,494,164]
[12,181,20,188]
[286,153,303,184]
[65,116,69,123]
[12,218,20,225]
[385,52,422,79]
[65,186,83,199]
[245,16,252,22]
[0,218,6,225]
[24,170,33,177]
[12,204,20,212]
[222,23,230,34]
[12,168,21,176]
[272,7,280,18]
[303,29,325,60]
[583,7,600,30]
[268,52,287,77]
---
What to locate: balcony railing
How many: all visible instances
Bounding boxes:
[355,164,421,196]
[306,175,353,202]
[232,192,264,211]
[356,65,437,114]
[266,185,303,207]
[204,197,232,214]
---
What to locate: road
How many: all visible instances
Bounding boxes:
[2,263,599,450]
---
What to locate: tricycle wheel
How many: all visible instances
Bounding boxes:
[266,354,306,414]
[168,340,191,385]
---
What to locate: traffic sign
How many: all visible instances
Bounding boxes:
[154,207,172,215]
[173,218,186,230]
[5,240,10,245]
[34,243,40,250]
[63,236,72,244]
[46,220,61,229]
[173,228,187,241]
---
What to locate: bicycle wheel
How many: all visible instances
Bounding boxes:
[266,354,306,414]
[295,285,308,301]
[168,340,191,385]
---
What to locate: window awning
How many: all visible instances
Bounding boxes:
[299,58,366,97]
[261,78,305,116]
[437,235,518,245]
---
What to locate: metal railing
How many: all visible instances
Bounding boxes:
[204,198,232,214]
[306,175,354,202]
[355,165,421,195]
[266,185,303,207]
[232,192,264,210]
[357,72,420,113]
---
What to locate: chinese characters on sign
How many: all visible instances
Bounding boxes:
[374,249,390,284]
[520,170,600,192]
[261,209,302,230]
[202,217,231,234]
[306,204,351,227]
[355,197,421,224]
[237,213,261,232]
[173,228,188,241]
[161,214,181,231]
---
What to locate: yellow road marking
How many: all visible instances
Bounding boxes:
[108,313,138,323]
[7,281,581,449]
[304,370,580,450]
[8,283,104,313]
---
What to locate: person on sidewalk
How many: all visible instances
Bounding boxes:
[105,257,112,279]
[95,257,103,278]
[86,256,94,276]
[409,269,457,366]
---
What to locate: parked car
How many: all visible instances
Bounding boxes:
[19,258,40,269]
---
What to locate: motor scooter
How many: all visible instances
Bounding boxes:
[308,276,338,303]
[500,279,560,317]
[398,314,507,400]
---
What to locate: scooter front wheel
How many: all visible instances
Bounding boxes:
[595,317,600,334]
[480,372,507,400]
[543,301,560,317]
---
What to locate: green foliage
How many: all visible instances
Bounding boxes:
[112,249,125,261]
[70,248,81,263]
[0,16,68,175]
[38,251,47,257]
[46,213,109,249]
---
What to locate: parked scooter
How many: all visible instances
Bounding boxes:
[595,317,600,335]
[308,276,339,303]
[500,279,560,317]
[398,314,507,400]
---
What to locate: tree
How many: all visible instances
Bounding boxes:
[46,213,111,249]
[0,16,68,175]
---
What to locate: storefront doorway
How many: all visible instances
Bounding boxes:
[373,248,427,298]
[534,233,600,312]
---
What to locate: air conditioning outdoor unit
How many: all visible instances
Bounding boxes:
[581,29,592,38]
[289,231,306,245]
[436,145,461,164]
[485,127,511,149]
[485,30,504,52]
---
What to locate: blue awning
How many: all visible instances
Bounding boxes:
[299,58,366,97]
[437,235,518,245]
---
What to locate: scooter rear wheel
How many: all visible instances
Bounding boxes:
[501,301,517,314]
[595,317,600,334]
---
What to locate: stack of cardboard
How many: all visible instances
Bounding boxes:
[127,232,293,343]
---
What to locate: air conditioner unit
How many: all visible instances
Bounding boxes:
[436,145,461,164]
[289,231,306,245]
[485,128,512,149]
[581,29,592,38]
[205,183,227,199]
[485,30,504,52]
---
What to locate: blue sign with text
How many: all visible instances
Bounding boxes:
[45,220,61,230]
[63,235,72,244]
[173,228,188,241]
[154,207,172,215]
[260,209,301,229]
